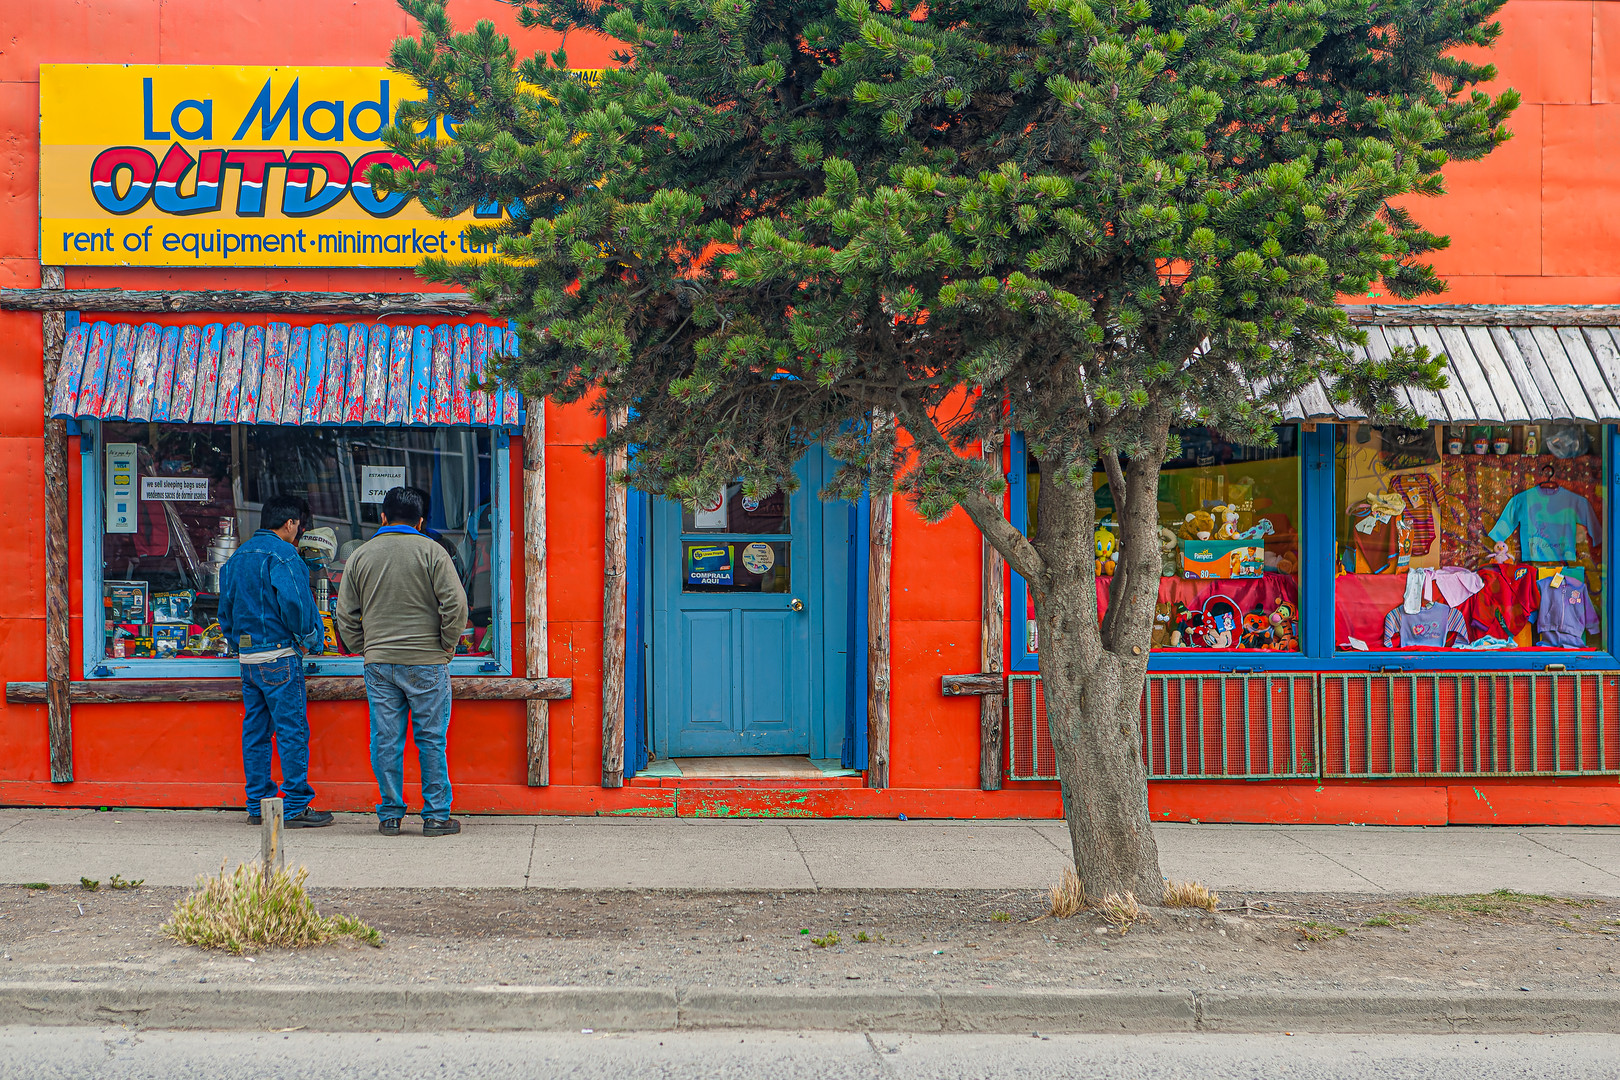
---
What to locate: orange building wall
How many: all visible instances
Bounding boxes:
[1404,0,1620,303]
[1,0,1617,822]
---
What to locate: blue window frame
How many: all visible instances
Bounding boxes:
[1007,425,1620,673]
[77,417,514,679]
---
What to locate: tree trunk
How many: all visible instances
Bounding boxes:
[1039,627,1163,901]
[1026,437,1165,903]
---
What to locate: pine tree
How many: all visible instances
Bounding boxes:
[376,0,1515,899]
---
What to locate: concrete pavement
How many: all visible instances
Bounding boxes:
[6,1029,1618,1080]
[1,809,1617,893]
[3,1029,1620,1075]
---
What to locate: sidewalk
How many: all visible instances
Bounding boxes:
[2,809,1617,894]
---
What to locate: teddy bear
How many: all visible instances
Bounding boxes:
[1094,526,1118,577]
[1157,526,1179,578]
[1213,503,1242,539]
[1178,510,1216,542]
[1266,601,1298,651]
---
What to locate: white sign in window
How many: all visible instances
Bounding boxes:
[360,465,408,504]
[139,476,210,502]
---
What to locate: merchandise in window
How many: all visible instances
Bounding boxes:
[96,424,497,663]
[1334,423,1605,652]
[1022,426,1302,653]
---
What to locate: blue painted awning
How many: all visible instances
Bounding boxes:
[50,320,522,427]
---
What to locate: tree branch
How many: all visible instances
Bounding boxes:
[895,401,1046,585]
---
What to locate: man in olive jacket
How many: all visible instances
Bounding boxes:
[335,486,469,837]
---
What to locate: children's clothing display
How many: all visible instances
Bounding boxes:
[1382,603,1469,649]
[1487,483,1598,563]
[1535,575,1600,647]
[1459,562,1540,639]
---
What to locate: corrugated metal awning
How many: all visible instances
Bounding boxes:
[51,320,522,427]
[1281,317,1620,424]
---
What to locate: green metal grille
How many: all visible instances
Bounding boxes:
[1006,672,1318,781]
[1141,674,1318,779]
[1320,672,1620,778]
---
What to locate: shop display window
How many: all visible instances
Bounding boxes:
[90,423,502,669]
[1020,426,1302,654]
[1334,423,1605,652]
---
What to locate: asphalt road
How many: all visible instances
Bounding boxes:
[3,1029,1619,1080]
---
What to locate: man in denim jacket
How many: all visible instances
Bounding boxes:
[219,495,333,829]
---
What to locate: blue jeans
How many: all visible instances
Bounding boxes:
[241,655,313,817]
[364,663,453,821]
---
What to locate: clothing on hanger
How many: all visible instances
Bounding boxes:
[1460,561,1540,640]
[1382,603,1469,649]
[1486,483,1598,563]
[1536,574,1600,648]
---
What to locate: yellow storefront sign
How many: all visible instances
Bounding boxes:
[40,65,503,268]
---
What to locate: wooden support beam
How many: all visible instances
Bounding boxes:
[0,288,490,316]
[943,673,1005,697]
[601,406,629,789]
[979,437,1006,792]
[41,266,72,784]
[1343,304,1620,327]
[523,405,550,787]
[866,414,893,790]
[6,677,572,705]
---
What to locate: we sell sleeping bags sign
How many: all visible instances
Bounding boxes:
[40,65,505,268]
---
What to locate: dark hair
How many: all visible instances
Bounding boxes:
[382,486,427,526]
[261,494,310,534]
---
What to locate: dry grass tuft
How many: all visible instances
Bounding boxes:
[1099,891,1143,933]
[162,861,382,954]
[1162,880,1220,911]
[1048,867,1086,918]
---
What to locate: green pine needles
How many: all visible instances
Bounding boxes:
[373,0,1515,894]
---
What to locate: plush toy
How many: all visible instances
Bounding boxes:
[1158,526,1179,577]
[1202,607,1236,649]
[1169,604,1201,648]
[1213,503,1242,539]
[1238,518,1275,541]
[1239,608,1272,649]
[1267,601,1298,651]
[1094,526,1118,577]
[1152,602,1175,648]
[1490,540,1513,564]
[1179,510,1216,541]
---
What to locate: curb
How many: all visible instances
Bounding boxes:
[4,983,1620,1034]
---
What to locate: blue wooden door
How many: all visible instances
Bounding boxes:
[652,451,838,757]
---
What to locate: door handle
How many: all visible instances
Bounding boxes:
[790,598,805,612]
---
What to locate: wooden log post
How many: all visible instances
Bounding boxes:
[523,404,550,787]
[259,797,284,886]
[41,266,72,784]
[7,676,572,704]
[601,406,629,789]
[866,413,894,790]
[979,436,1006,792]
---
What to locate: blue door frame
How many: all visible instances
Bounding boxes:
[635,448,859,760]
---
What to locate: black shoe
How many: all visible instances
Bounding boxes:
[378,818,402,837]
[284,808,335,829]
[247,814,261,826]
[422,817,461,837]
